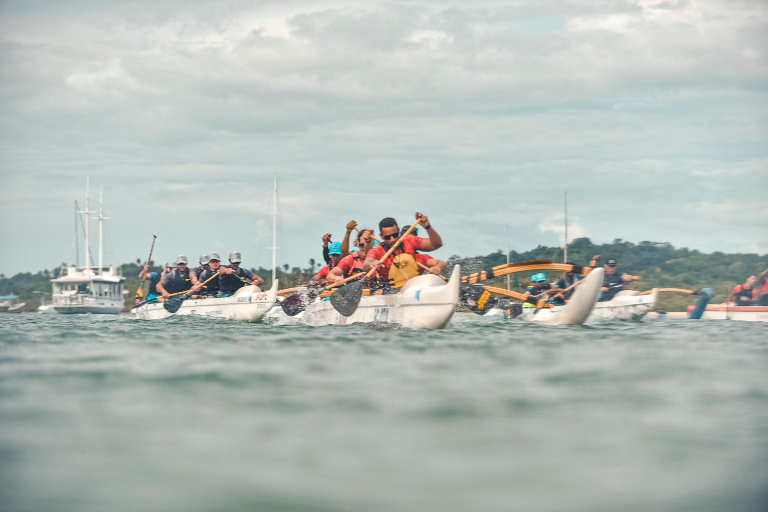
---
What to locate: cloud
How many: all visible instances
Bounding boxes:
[0,0,767,274]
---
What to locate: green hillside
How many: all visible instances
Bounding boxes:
[1,238,765,312]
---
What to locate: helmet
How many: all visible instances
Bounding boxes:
[199,254,210,265]
[229,251,242,263]
[328,242,342,255]
[175,255,188,265]
[165,261,174,269]
[531,272,546,283]
[208,252,221,262]
[351,247,360,253]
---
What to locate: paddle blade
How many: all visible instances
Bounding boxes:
[281,292,316,317]
[330,280,364,317]
[163,295,186,314]
[460,284,497,315]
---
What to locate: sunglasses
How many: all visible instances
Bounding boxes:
[382,233,399,241]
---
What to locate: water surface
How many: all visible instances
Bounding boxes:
[1,313,767,512]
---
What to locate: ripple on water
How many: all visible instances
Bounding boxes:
[0,314,767,512]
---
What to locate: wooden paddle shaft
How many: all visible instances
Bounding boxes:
[162,271,220,299]
[482,285,554,309]
[417,261,447,281]
[355,227,383,243]
[146,235,157,266]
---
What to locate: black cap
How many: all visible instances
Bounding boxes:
[606,259,617,266]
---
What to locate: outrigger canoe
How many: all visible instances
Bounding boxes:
[515,268,604,325]
[695,305,768,322]
[297,265,461,329]
[132,280,278,321]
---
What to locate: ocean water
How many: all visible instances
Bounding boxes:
[0,313,766,512]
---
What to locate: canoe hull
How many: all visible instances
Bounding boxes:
[698,305,768,322]
[300,266,461,329]
[133,281,278,322]
[517,268,604,325]
[587,288,658,322]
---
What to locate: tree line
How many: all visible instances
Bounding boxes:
[1,238,765,312]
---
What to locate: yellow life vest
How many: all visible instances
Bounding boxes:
[389,253,419,289]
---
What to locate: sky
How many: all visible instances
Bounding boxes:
[0,0,766,275]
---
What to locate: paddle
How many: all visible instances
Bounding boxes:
[163,272,220,314]
[135,235,157,301]
[279,272,362,316]
[330,219,423,316]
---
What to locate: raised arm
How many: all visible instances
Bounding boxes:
[341,221,357,257]
[415,213,442,252]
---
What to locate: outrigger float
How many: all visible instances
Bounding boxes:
[132,281,279,321]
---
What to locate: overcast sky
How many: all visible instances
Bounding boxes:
[1,0,766,275]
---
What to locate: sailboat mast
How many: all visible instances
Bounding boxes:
[84,178,90,273]
[74,200,79,268]
[271,174,277,284]
[98,186,103,274]
[564,190,568,263]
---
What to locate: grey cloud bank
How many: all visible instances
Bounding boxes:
[1,0,766,275]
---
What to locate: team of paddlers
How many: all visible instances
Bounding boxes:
[136,211,767,307]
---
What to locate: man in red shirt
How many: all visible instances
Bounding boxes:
[729,274,758,305]
[363,213,443,285]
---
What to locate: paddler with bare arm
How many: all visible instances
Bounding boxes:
[325,227,375,286]
[309,242,344,286]
[363,213,444,292]
[156,256,201,298]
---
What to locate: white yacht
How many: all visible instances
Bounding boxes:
[51,180,125,315]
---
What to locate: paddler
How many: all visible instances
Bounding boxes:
[321,233,332,265]
[548,263,581,302]
[523,272,552,307]
[218,251,264,296]
[156,256,199,298]
[197,253,224,297]
[191,254,209,282]
[600,258,641,301]
[137,262,167,303]
[363,213,443,292]
[310,242,344,285]
[728,274,758,305]
[757,268,768,306]
[326,228,375,286]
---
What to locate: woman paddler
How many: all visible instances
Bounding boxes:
[325,227,375,286]
[362,213,443,292]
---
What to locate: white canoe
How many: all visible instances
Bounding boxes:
[587,288,658,322]
[698,305,768,322]
[132,281,278,322]
[517,268,604,325]
[298,265,461,329]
